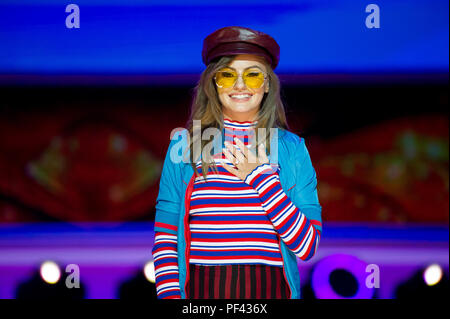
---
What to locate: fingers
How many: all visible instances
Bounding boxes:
[233,138,249,158]
[223,146,237,165]
[224,141,246,163]
[225,138,268,165]
[233,137,259,163]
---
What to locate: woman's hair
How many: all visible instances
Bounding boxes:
[185,55,290,179]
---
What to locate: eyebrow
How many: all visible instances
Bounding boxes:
[226,65,265,72]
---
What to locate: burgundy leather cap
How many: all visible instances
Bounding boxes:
[202,26,280,69]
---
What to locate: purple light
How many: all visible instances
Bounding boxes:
[0,222,447,298]
[311,254,374,299]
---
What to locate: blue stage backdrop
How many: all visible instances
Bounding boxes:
[0,0,448,85]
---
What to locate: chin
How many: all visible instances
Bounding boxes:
[224,105,258,115]
[220,95,262,119]
[225,101,258,112]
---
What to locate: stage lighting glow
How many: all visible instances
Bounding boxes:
[40,261,61,284]
[311,254,374,299]
[144,261,155,283]
[423,264,443,286]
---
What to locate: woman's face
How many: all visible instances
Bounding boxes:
[216,54,269,121]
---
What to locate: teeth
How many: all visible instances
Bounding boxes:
[230,94,252,99]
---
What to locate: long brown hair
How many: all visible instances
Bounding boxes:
[185,55,289,179]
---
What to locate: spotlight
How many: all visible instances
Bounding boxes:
[40,261,61,284]
[395,266,448,299]
[143,261,155,283]
[17,267,85,299]
[423,264,443,286]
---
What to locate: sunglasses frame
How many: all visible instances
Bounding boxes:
[214,67,268,90]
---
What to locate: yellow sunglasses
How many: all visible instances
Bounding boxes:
[214,67,267,89]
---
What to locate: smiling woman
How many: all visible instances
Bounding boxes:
[151,26,323,299]
[215,55,270,122]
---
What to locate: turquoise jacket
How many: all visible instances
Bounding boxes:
[154,126,322,299]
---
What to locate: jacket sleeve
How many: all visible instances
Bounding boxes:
[244,137,322,261]
[152,136,184,299]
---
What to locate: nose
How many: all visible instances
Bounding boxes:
[234,74,246,90]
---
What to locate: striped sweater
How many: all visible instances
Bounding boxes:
[189,119,283,266]
[152,119,321,299]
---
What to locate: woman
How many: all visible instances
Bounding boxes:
[152,26,322,299]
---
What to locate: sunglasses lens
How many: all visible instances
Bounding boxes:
[215,68,237,88]
[243,69,265,88]
[215,68,266,89]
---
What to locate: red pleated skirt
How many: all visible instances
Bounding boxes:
[186,264,291,299]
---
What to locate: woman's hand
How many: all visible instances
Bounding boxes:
[222,137,269,181]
